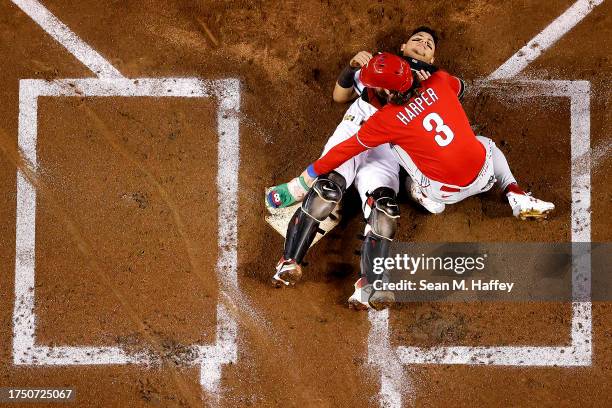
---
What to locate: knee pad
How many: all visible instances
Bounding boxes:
[364,187,399,241]
[301,171,346,222]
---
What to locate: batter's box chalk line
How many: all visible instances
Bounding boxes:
[12,77,241,396]
[368,80,592,408]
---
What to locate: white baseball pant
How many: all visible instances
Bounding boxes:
[393,136,507,204]
[321,97,400,214]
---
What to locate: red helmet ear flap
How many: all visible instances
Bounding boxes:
[360,53,413,93]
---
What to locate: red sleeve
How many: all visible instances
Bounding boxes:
[311,110,394,175]
[355,109,395,148]
[312,135,367,175]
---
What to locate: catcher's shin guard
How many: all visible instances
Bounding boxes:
[360,187,400,284]
[283,171,346,263]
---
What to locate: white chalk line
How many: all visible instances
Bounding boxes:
[489,0,605,80]
[11,0,246,401]
[13,78,240,396]
[368,309,409,408]
[11,0,123,78]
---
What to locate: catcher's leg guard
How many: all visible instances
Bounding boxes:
[349,187,400,309]
[360,187,400,285]
[283,171,346,264]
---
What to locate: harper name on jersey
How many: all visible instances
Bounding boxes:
[396,88,439,125]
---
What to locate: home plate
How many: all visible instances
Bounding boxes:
[264,189,341,247]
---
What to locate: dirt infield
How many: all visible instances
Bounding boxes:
[0,0,611,407]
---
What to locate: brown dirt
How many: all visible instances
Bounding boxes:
[0,0,611,407]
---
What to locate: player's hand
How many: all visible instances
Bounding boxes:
[266,183,299,209]
[350,51,373,68]
[416,69,432,81]
[266,169,315,209]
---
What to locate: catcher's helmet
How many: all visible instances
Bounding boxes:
[360,52,414,93]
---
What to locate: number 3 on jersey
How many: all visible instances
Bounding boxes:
[423,112,454,147]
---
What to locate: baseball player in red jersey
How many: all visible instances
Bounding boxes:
[266,28,455,311]
[311,61,491,202]
[331,29,476,213]
[268,53,554,306]
[267,33,554,310]
[307,54,555,210]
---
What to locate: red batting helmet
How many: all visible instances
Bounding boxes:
[360,52,414,93]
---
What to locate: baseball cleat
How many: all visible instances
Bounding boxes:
[271,257,302,288]
[368,289,396,311]
[410,183,445,214]
[507,192,555,220]
[348,278,396,310]
[348,277,373,310]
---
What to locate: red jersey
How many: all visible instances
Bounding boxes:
[311,71,485,187]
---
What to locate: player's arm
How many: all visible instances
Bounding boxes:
[332,51,372,103]
[265,134,371,209]
[265,133,371,209]
[309,135,369,176]
[266,111,391,209]
[309,111,392,176]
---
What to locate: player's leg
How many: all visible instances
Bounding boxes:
[405,177,446,214]
[392,145,446,214]
[477,136,555,219]
[352,186,400,310]
[478,135,517,191]
[272,171,347,287]
[270,98,381,286]
[271,103,367,286]
[348,147,400,310]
